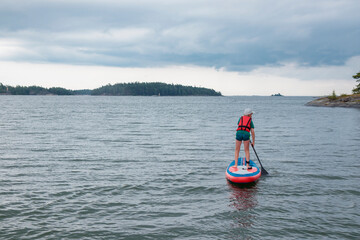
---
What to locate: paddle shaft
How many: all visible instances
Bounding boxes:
[250,143,269,175]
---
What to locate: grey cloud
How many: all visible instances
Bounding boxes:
[0,0,359,70]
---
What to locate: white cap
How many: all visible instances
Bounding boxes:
[244,108,255,115]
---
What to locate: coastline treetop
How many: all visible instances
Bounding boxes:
[91,82,222,96]
[353,72,360,94]
[0,82,222,96]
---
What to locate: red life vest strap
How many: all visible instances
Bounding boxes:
[236,116,252,132]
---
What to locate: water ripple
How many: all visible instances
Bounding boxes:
[0,96,359,239]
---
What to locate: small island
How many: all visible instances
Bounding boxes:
[305,93,360,108]
[0,82,222,96]
[271,93,283,96]
[306,72,360,108]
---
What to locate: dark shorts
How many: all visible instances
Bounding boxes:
[236,131,250,141]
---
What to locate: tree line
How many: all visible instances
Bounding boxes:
[353,72,360,94]
[91,82,222,96]
[0,83,74,95]
[0,82,222,96]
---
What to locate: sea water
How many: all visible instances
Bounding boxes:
[0,96,359,239]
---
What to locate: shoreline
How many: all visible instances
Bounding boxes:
[305,94,360,108]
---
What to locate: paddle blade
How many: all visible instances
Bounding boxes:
[261,166,269,175]
[251,143,269,175]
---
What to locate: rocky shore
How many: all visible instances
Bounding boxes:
[306,94,360,108]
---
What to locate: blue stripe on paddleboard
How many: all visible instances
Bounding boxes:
[226,158,260,177]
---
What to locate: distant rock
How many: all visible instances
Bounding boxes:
[306,94,360,108]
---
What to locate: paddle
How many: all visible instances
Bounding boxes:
[250,142,269,175]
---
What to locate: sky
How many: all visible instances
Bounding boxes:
[0,0,359,96]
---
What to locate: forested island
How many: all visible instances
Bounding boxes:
[91,82,221,96]
[0,83,89,95]
[0,82,221,96]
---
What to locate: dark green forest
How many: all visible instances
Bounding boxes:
[91,82,222,96]
[0,82,221,96]
[0,83,74,95]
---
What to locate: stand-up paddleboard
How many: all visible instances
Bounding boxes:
[226,158,261,184]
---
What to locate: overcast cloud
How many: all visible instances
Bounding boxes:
[0,0,359,95]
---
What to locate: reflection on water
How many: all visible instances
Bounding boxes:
[228,181,258,230]
[228,181,258,211]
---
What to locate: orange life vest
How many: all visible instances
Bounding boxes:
[236,115,252,132]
